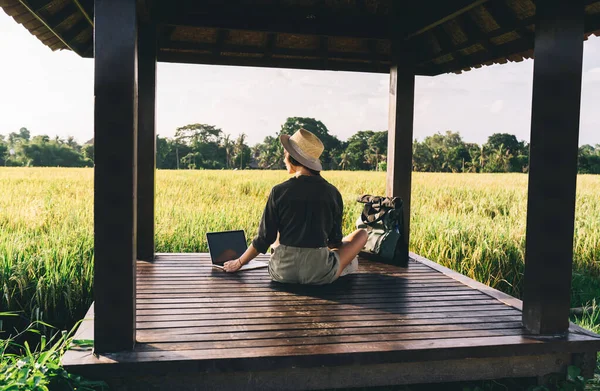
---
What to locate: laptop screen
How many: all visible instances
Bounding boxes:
[206,230,248,265]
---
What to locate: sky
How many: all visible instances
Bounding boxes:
[1,10,599,147]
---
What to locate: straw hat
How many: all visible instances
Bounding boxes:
[280,128,324,171]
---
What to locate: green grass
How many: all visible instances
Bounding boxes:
[0,168,599,336]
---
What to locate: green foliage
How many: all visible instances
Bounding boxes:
[578,145,600,174]
[412,131,472,172]
[1,128,91,168]
[156,124,251,170]
[1,123,597,174]
[81,144,94,163]
[0,316,107,391]
[411,131,528,173]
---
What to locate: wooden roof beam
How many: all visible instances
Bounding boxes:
[422,10,600,74]
[72,0,93,27]
[435,33,533,74]
[157,50,387,74]
[430,25,467,71]
[17,0,81,54]
[319,36,329,69]
[61,18,89,50]
[455,13,492,52]
[416,13,535,65]
[162,41,389,63]
[367,39,382,72]
[24,0,50,12]
[159,5,388,39]
[484,0,534,41]
[264,33,276,59]
[43,2,78,28]
[404,0,490,39]
[212,29,228,59]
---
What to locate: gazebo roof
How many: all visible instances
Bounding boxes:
[2,0,600,75]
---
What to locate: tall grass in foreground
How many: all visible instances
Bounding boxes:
[0,168,599,332]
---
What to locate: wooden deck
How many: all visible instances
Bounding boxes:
[64,253,600,390]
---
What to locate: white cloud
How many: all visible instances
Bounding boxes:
[415,97,432,114]
[490,100,505,114]
[586,67,600,82]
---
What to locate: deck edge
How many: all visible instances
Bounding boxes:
[410,252,524,310]
[410,253,600,339]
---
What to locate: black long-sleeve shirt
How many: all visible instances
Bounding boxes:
[252,175,344,254]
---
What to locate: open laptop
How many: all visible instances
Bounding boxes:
[206,230,268,271]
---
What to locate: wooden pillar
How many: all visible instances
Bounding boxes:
[386,44,415,267]
[94,0,138,353]
[522,0,584,335]
[137,21,157,262]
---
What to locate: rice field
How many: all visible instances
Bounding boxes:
[0,167,599,333]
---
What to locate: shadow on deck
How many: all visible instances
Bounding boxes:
[63,253,600,390]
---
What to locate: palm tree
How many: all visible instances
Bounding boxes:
[494,144,513,172]
[468,145,487,172]
[339,153,350,170]
[364,152,378,171]
[235,133,247,169]
[368,143,381,170]
[221,134,234,169]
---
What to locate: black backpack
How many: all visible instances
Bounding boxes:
[356,195,408,267]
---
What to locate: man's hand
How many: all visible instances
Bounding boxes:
[223,258,242,273]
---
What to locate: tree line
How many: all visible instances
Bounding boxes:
[2,118,600,174]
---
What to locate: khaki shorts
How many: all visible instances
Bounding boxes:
[269,244,340,285]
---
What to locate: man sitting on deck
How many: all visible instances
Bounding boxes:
[223,128,367,284]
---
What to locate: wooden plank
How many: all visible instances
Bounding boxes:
[136,294,490,308]
[411,253,523,310]
[135,278,464,287]
[137,288,480,304]
[134,278,457,287]
[137,265,434,271]
[136,19,157,262]
[135,273,447,281]
[136,309,523,330]
[139,258,428,266]
[93,0,137,354]
[135,268,436,275]
[137,322,525,344]
[135,290,483,303]
[385,43,414,267]
[136,264,433,270]
[137,315,524,339]
[523,0,585,335]
[135,284,467,293]
[138,321,525,344]
[135,286,478,296]
[138,328,529,352]
[135,304,513,322]
[137,329,530,352]
[136,299,502,316]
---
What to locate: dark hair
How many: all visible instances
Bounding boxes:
[288,154,321,176]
